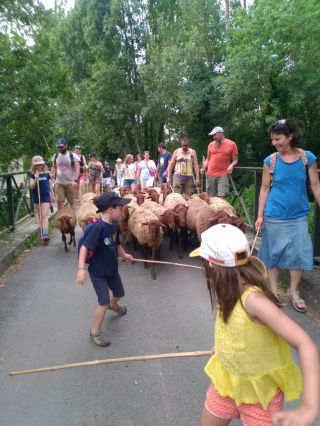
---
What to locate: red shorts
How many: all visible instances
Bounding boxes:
[205,384,283,426]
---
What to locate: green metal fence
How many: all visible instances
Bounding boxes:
[0,171,34,231]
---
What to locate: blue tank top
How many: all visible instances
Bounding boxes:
[264,151,316,219]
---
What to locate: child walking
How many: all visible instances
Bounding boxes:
[190,224,319,426]
[77,192,133,347]
[29,156,54,242]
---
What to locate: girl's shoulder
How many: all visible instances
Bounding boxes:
[241,286,262,304]
[304,150,317,167]
[28,171,35,179]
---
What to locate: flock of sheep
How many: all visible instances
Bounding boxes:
[55,184,246,278]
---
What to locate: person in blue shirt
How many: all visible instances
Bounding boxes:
[29,156,54,241]
[77,192,133,347]
[255,119,320,313]
[156,143,172,184]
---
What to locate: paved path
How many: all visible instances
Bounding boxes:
[0,226,319,426]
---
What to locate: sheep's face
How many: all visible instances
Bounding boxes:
[175,205,188,227]
[163,210,175,229]
[147,220,161,239]
[58,216,73,234]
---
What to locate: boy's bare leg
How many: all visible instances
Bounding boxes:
[92,305,108,332]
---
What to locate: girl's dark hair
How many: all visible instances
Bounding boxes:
[204,257,281,322]
[268,119,301,147]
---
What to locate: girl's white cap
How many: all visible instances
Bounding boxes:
[189,224,250,267]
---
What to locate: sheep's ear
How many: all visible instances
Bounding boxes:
[160,224,167,230]
[141,222,148,226]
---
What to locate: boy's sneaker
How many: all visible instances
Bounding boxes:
[42,235,50,242]
[109,303,127,316]
[90,330,111,347]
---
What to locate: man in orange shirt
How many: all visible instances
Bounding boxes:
[201,126,238,198]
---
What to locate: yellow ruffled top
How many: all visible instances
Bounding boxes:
[205,287,302,409]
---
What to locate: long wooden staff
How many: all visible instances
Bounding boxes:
[250,229,260,255]
[9,350,211,376]
[132,258,202,270]
[36,175,43,239]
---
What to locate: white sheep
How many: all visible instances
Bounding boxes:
[163,193,187,210]
[208,196,236,217]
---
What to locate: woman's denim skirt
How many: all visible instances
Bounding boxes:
[258,215,313,270]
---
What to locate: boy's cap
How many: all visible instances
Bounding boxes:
[189,223,249,267]
[57,138,67,147]
[74,145,81,149]
[208,126,224,136]
[32,155,45,166]
[94,192,131,213]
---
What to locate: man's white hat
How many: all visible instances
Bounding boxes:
[189,224,249,267]
[208,126,224,136]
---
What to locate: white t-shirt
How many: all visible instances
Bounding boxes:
[53,151,80,184]
[139,160,156,180]
[122,163,136,180]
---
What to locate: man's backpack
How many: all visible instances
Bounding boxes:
[78,218,101,264]
[54,151,75,169]
[269,148,314,201]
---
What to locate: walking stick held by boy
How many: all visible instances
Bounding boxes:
[77,192,133,348]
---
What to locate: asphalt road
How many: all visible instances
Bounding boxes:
[0,226,319,426]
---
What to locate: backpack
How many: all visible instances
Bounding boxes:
[78,218,101,264]
[269,148,314,201]
[54,151,75,169]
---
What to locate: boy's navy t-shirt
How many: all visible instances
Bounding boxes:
[158,151,172,176]
[84,220,120,277]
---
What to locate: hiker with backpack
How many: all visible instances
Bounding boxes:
[74,145,87,200]
[255,119,320,313]
[51,138,80,210]
[77,192,133,347]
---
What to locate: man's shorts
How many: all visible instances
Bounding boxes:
[173,176,194,196]
[205,383,283,426]
[207,175,230,197]
[89,272,125,306]
[55,183,75,205]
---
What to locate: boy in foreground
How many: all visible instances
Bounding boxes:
[77,192,133,347]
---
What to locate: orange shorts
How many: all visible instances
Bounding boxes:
[205,384,283,426]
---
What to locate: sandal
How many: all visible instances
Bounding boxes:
[287,291,307,313]
[108,303,127,316]
[90,330,111,347]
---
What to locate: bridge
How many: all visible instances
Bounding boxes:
[0,169,320,425]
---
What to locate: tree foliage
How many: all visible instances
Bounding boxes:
[1,0,320,169]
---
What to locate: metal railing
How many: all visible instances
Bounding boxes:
[0,171,34,231]
[1,167,319,262]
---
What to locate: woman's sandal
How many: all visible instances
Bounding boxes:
[287,291,307,313]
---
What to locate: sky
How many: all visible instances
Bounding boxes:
[41,0,75,11]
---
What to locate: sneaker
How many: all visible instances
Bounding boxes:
[42,235,50,242]
[90,330,111,347]
[109,303,127,316]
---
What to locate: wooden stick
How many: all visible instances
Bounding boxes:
[250,229,260,255]
[132,258,202,270]
[9,350,211,376]
[36,176,43,238]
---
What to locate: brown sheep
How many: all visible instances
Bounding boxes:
[55,206,76,252]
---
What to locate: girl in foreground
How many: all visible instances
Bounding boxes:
[190,224,319,426]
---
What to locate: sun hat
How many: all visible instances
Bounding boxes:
[189,224,250,267]
[32,155,45,166]
[208,126,224,136]
[94,192,131,213]
[57,138,67,147]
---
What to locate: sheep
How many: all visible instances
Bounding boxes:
[163,192,187,210]
[128,205,165,279]
[208,197,236,217]
[78,200,100,230]
[55,206,77,252]
[80,192,96,205]
[174,203,189,258]
[186,198,208,234]
[196,204,246,241]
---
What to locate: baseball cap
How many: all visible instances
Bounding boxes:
[57,138,67,147]
[208,126,224,136]
[189,224,249,267]
[94,192,131,213]
[32,155,45,166]
[89,152,97,158]
[74,145,81,149]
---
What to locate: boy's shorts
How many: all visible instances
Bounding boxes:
[205,383,283,426]
[89,272,125,306]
